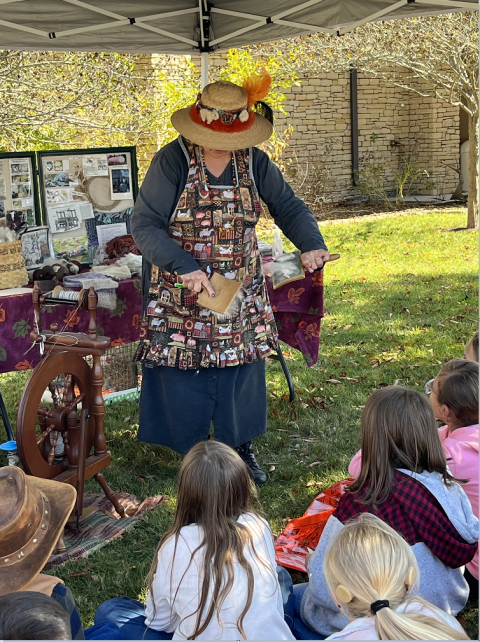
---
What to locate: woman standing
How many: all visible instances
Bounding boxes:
[132,74,329,485]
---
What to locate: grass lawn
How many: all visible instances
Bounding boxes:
[0,207,478,637]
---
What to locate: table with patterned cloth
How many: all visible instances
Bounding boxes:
[265,268,324,367]
[0,277,143,374]
[0,271,324,374]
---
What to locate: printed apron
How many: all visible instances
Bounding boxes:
[136,139,278,370]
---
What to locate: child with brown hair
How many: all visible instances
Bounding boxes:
[428,358,479,599]
[298,387,478,639]
[90,440,294,640]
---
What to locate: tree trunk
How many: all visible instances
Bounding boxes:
[467,111,478,229]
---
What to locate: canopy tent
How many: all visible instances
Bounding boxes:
[0,0,476,55]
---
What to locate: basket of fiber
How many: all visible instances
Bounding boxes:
[0,239,28,290]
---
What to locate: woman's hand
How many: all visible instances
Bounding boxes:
[179,270,215,296]
[301,249,330,273]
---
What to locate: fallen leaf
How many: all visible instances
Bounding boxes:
[123,416,131,422]
[326,379,341,384]
[269,465,276,472]
[290,433,301,438]
[428,349,434,356]
[343,324,352,330]
[299,402,309,409]
[308,461,322,468]
[448,319,459,324]
[305,480,316,487]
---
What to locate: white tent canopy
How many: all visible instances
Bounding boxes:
[0,0,476,55]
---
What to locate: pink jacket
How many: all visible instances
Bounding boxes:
[348,424,479,579]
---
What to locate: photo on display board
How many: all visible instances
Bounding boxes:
[10,162,29,175]
[110,168,132,200]
[107,153,128,166]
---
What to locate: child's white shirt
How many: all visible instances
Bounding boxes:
[325,600,466,640]
[145,512,294,640]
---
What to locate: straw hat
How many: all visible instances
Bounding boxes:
[0,467,76,596]
[171,73,274,151]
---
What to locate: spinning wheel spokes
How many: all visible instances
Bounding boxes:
[17,351,96,480]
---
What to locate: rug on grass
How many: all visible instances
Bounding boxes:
[45,492,168,569]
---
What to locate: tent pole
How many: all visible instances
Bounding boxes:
[200,52,209,89]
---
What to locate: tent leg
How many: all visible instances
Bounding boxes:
[201,52,209,89]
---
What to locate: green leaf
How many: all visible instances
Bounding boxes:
[110,299,127,318]
[96,325,105,336]
[308,307,319,315]
[13,319,31,339]
[303,352,313,364]
[133,279,142,293]
[0,346,7,361]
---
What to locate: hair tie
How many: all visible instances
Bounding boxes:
[371,599,389,614]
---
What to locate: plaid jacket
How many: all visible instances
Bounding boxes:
[335,469,477,569]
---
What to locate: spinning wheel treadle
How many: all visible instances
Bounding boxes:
[15,282,125,520]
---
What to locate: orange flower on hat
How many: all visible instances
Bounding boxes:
[287,287,305,305]
[312,271,324,287]
[111,338,125,347]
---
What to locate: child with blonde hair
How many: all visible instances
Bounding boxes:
[91,440,294,640]
[298,386,478,638]
[323,514,469,640]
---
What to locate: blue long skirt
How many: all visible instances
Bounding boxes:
[138,361,267,454]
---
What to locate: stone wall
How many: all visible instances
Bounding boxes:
[148,55,460,208]
[274,70,459,208]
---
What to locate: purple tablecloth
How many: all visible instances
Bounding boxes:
[265,269,324,367]
[0,270,323,373]
[0,278,143,373]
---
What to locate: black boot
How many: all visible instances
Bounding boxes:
[236,441,267,487]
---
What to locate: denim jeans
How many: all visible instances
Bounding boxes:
[85,597,173,640]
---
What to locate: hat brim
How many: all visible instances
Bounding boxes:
[171,108,273,151]
[0,476,76,597]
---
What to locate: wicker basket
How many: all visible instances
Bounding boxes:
[0,240,29,290]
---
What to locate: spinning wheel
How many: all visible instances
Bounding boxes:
[16,283,125,522]
[17,352,96,480]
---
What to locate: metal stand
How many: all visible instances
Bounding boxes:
[0,390,14,442]
[272,345,296,403]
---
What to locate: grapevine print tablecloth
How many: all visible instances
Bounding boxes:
[0,277,143,373]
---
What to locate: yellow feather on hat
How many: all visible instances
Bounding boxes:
[243,69,272,107]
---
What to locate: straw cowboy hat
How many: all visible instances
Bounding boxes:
[171,72,274,151]
[0,467,76,596]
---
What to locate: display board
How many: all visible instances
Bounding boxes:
[37,146,137,263]
[0,152,41,230]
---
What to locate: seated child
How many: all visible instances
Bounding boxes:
[323,514,469,640]
[90,440,294,640]
[299,387,478,638]
[0,591,72,640]
[0,466,84,639]
[429,358,479,599]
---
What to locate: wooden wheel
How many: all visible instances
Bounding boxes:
[16,351,96,479]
